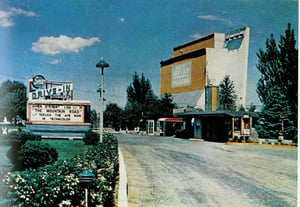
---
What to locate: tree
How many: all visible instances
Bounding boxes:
[104,103,123,131]
[125,72,157,130]
[278,23,298,136]
[248,103,256,112]
[0,80,27,121]
[126,72,156,106]
[156,93,176,118]
[256,86,295,139]
[256,23,298,141]
[218,75,237,110]
[90,109,98,129]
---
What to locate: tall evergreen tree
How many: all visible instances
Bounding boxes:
[278,23,298,134]
[218,75,237,110]
[124,73,176,130]
[256,23,298,141]
[125,72,157,130]
[256,86,295,139]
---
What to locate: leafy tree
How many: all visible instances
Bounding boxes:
[104,103,123,130]
[256,23,298,141]
[218,75,237,110]
[0,80,27,121]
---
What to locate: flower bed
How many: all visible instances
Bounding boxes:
[2,133,119,207]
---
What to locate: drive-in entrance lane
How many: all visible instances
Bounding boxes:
[117,134,297,207]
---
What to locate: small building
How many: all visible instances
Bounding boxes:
[157,118,183,136]
[173,109,258,141]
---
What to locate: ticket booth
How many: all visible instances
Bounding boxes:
[241,115,251,135]
[147,120,155,135]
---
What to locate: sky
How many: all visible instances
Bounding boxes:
[0,0,298,112]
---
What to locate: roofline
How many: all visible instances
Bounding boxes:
[160,48,206,67]
[174,110,259,118]
[174,33,215,51]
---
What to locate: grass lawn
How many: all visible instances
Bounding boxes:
[42,139,93,160]
[0,145,12,173]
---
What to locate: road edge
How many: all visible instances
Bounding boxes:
[118,148,128,207]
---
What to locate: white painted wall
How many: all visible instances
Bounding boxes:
[202,27,250,108]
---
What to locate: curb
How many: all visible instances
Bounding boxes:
[226,142,297,148]
[118,148,128,207]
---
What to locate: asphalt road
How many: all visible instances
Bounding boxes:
[117,133,297,207]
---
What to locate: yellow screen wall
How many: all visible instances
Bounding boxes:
[173,34,215,57]
[160,55,207,95]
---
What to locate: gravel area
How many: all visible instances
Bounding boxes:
[117,134,297,207]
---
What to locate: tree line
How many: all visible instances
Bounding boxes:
[103,72,175,131]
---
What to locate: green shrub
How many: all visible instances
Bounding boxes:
[18,141,58,170]
[3,133,119,207]
[6,132,42,171]
[83,130,99,145]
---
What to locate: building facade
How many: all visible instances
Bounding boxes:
[160,27,250,110]
[160,27,255,141]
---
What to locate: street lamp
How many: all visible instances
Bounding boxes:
[79,170,95,207]
[96,57,109,143]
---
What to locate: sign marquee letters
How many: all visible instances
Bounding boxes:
[171,61,192,88]
[30,104,84,123]
[30,84,73,99]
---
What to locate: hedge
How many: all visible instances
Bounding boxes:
[3,133,119,207]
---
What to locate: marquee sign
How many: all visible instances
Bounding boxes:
[28,103,84,124]
[28,75,73,100]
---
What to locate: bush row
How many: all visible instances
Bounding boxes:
[5,131,58,171]
[3,133,119,207]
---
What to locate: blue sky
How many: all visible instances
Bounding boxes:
[0,0,298,111]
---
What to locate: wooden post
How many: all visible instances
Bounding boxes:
[232,117,235,139]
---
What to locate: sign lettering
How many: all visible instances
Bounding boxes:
[172,61,192,88]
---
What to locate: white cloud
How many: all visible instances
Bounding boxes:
[198,15,232,25]
[10,7,36,17]
[50,58,61,64]
[0,11,14,27]
[0,7,36,27]
[119,17,125,23]
[191,33,203,39]
[32,35,101,55]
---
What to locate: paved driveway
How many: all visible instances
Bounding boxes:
[117,134,297,207]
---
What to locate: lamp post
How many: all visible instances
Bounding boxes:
[96,57,109,143]
[79,170,95,207]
